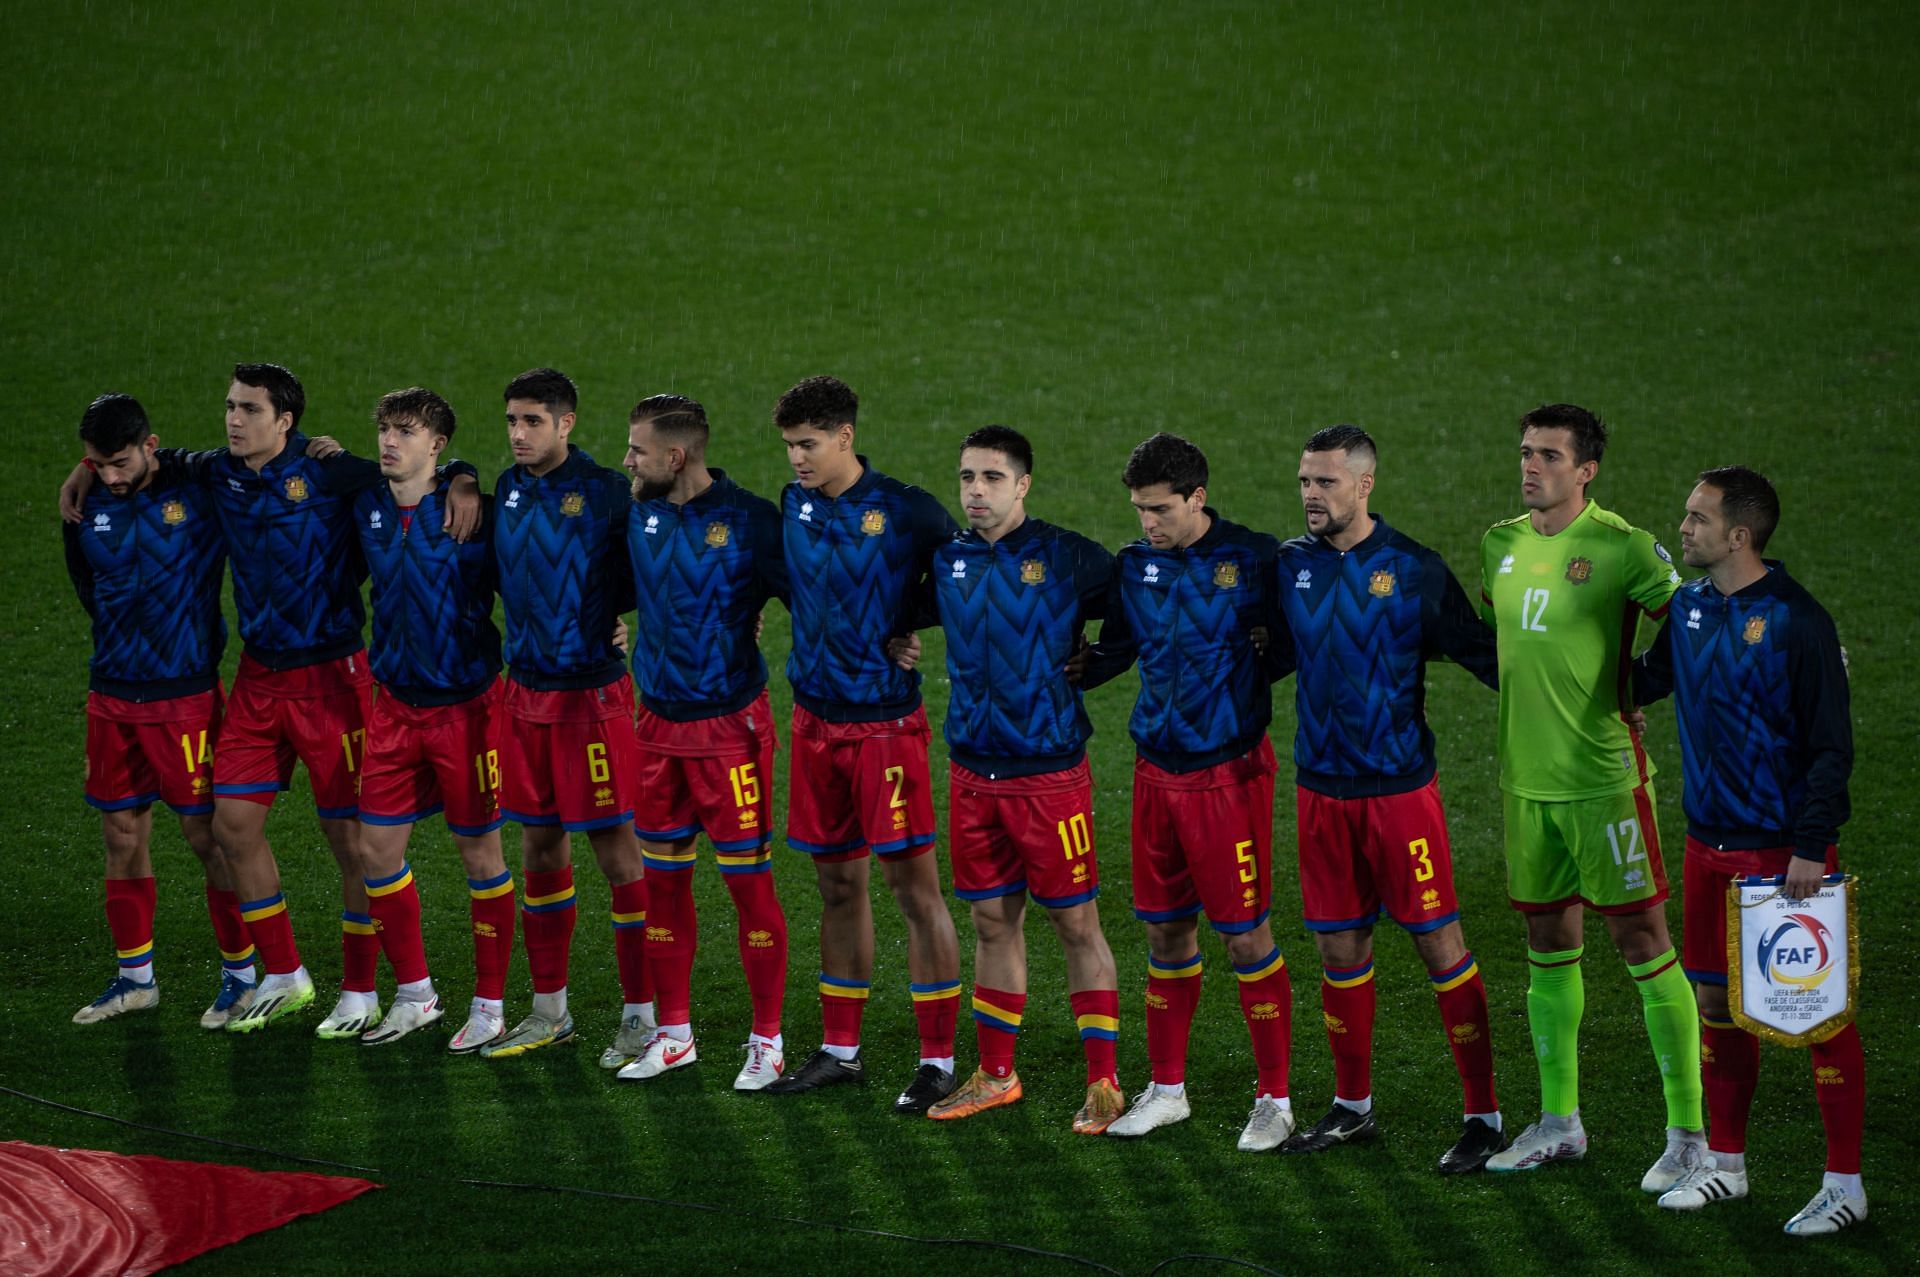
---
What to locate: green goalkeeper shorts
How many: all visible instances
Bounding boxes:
[1502,782,1668,913]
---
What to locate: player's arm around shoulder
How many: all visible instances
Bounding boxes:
[1420,542,1497,690]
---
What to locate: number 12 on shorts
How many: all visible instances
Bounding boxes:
[1605,819,1645,865]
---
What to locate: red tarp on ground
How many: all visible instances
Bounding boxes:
[0,1140,378,1277]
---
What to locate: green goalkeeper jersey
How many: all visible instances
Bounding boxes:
[1480,499,1681,801]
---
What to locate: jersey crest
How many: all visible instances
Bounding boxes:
[1743,615,1767,645]
[162,500,187,525]
[1368,569,1395,597]
[1213,561,1239,589]
[1020,558,1046,585]
[560,492,585,517]
[705,520,730,548]
[861,509,886,536]
[1564,556,1592,584]
[283,476,309,502]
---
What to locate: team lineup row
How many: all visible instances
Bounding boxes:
[56,367,1866,1236]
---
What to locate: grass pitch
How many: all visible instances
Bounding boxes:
[3,2,1916,1273]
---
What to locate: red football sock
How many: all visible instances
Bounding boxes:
[238,892,301,977]
[467,872,515,1002]
[1431,954,1497,1114]
[1146,952,1203,1086]
[971,985,1026,1079]
[1071,988,1120,1086]
[1235,948,1292,1099]
[340,912,379,994]
[724,870,787,1038]
[1810,1023,1865,1173]
[203,883,254,969]
[610,876,653,1006]
[365,864,428,986]
[820,975,869,1048]
[104,877,157,976]
[1701,1017,1760,1155]
[521,867,576,996]
[911,980,961,1059]
[1321,960,1376,1101]
[643,869,696,1025]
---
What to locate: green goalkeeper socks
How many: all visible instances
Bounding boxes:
[1628,948,1703,1130]
[1526,946,1585,1116]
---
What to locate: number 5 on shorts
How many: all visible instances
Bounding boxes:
[1235,839,1257,884]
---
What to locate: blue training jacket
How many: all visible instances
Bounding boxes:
[1084,509,1283,773]
[782,459,958,723]
[493,445,635,691]
[1275,516,1497,797]
[628,470,789,721]
[354,477,501,706]
[1633,563,1851,860]
[935,516,1112,778]
[64,474,227,701]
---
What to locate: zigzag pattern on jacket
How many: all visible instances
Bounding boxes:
[69,478,227,697]
[1279,536,1431,783]
[629,474,784,716]
[1666,575,1801,834]
[937,520,1108,770]
[493,449,631,687]
[356,480,500,704]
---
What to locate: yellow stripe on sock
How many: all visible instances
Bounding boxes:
[610,910,646,925]
[1325,967,1374,989]
[1235,952,1285,983]
[116,940,154,961]
[971,995,1023,1027]
[239,900,286,923]
[220,946,256,962]
[820,982,871,1000]
[1432,961,1479,993]
[469,878,515,900]
[365,870,414,897]
[911,984,962,1002]
[1076,1013,1120,1034]
[523,888,576,908]
[341,919,377,936]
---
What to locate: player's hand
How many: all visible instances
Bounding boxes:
[1783,855,1826,901]
[1622,707,1648,737]
[887,633,922,671]
[611,618,629,656]
[60,461,94,522]
[1250,625,1271,655]
[307,435,345,459]
[444,474,482,541]
[1063,635,1091,685]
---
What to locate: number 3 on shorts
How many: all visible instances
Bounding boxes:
[1407,837,1435,882]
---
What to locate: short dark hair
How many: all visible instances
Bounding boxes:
[959,424,1033,476]
[1698,465,1780,552]
[504,367,578,416]
[78,393,151,454]
[376,387,457,441]
[631,393,709,441]
[774,375,858,432]
[1519,403,1607,467]
[233,362,305,427]
[1121,431,1208,498]
[1304,423,1376,465]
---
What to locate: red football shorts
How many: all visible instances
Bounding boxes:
[786,705,936,861]
[1130,738,1277,935]
[949,759,1098,909]
[214,653,374,818]
[1296,777,1461,935]
[1681,837,1839,986]
[358,680,506,836]
[85,686,224,816]
[633,692,778,872]
[498,675,639,832]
